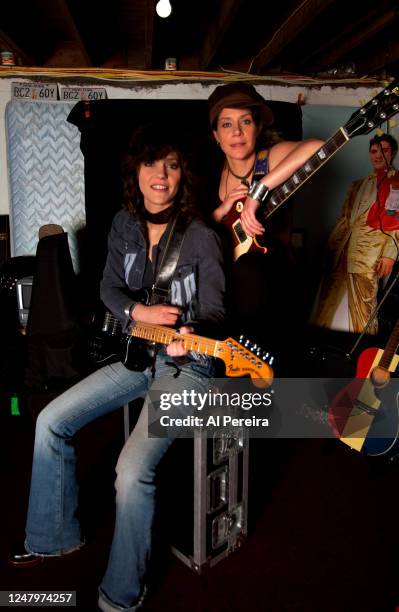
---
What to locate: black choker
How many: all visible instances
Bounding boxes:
[143,206,175,224]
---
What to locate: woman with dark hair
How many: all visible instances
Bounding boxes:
[9,123,225,612]
[208,83,323,361]
[122,123,197,225]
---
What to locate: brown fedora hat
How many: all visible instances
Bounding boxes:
[208,83,274,127]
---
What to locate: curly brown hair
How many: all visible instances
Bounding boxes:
[122,123,198,225]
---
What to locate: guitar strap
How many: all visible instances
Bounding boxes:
[253,149,269,180]
[150,212,186,305]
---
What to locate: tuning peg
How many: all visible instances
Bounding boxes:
[244,339,250,347]
[251,343,258,351]
[239,334,245,343]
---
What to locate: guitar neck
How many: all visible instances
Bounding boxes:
[129,319,274,388]
[131,322,218,356]
[262,127,349,221]
[380,318,399,369]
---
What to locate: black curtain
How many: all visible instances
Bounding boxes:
[68,97,302,312]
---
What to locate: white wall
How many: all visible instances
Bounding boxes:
[0,76,391,215]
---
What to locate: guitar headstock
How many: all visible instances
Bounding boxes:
[345,80,399,138]
[218,335,274,388]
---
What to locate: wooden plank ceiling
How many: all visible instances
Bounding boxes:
[0,0,398,78]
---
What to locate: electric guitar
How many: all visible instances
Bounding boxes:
[328,318,399,456]
[225,79,399,261]
[90,310,274,389]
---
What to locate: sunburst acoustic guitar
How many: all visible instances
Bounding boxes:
[328,318,399,456]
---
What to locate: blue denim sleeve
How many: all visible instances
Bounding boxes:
[186,223,226,339]
[100,211,134,329]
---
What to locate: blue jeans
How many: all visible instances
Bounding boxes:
[25,354,212,611]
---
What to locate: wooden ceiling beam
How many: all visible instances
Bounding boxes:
[116,0,149,69]
[56,0,92,66]
[249,0,336,74]
[357,38,399,76]
[296,4,390,70]
[144,0,155,69]
[37,0,92,66]
[307,7,399,71]
[200,0,243,69]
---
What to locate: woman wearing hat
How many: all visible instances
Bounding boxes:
[208,83,323,365]
[208,82,323,235]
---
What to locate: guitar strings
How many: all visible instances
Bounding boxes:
[132,322,263,364]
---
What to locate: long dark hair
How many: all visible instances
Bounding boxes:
[122,123,198,224]
[250,107,282,149]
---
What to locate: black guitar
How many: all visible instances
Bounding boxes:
[88,290,153,371]
[88,306,274,388]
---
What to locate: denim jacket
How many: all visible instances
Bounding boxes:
[100,210,226,339]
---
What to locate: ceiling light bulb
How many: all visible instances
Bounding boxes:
[156,0,172,18]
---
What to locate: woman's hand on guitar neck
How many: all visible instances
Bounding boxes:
[212,184,249,223]
[166,325,194,357]
[131,303,182,326]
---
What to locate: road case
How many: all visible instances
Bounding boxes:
[168,426,249,573]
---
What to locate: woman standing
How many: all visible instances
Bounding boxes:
[208,83,323,366]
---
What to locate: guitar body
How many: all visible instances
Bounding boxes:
[362,394,399,458]
[88,288,154,371]
[222,201,267,261]
[328,346,399,457]
[118,335,154,371]
[361,349,399,457]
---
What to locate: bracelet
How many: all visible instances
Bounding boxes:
[123,302,137,320]
[248,181,270,203]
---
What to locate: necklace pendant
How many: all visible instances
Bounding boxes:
[241,179,250,188]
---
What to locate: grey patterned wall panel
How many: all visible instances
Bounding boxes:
[6,101,85,270]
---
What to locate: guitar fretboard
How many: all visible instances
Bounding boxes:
[262,128,349,220]
[380,318,399,369]
[131,322,219,356]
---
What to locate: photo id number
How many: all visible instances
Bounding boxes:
[0,591,76,606]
